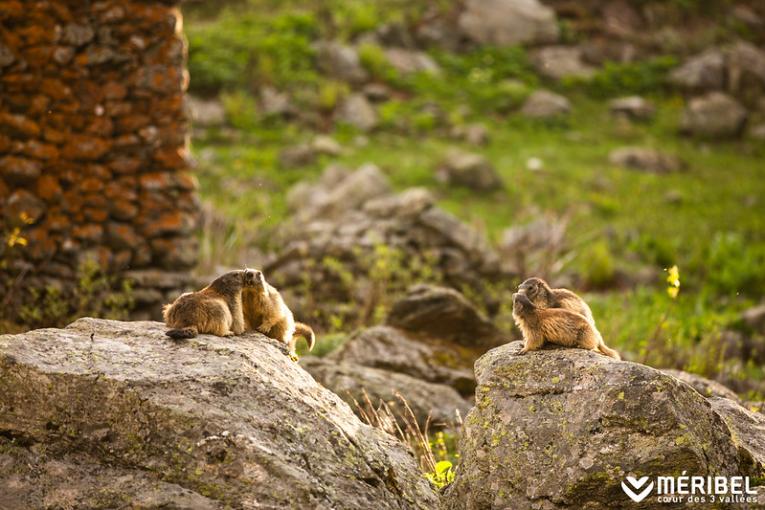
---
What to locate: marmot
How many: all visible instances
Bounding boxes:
[512,293,621,359]
[241,269,315,360]
[163,269,257,339]
[517,277,595,324]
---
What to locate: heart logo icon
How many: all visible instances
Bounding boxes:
[621,476,654,503]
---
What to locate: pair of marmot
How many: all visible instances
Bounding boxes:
[163,268,315,359]
[512,277,620,360]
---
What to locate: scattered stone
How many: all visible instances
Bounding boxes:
[5,190,46,225]
[732,5,763,28]
[383,48,440,75]
[0,318,439,509]
[726,41,765,101]
[742,304,765,335]
[662,368,741,402]
[608,95,656,121]
[302,357,470,428]
[435,150,503,191]
[608,146,686,173]
[315,41,368,84]
[362,83,391,102]
[445,341,765,509]
[336,93,378,131]
[450,123,490,146]
[0,43,15,67]
[278,144,317,169]
[0,156,42,184]
[669,49,726,91]
[520,89,571,119]
[458,0,559,46]
[680,92,747,138]
[499,216,567,274]
[260,86,292,117]
[311,135,343,156]
[530,46,595,81]
[62,23,95,46]
[186,95,225,126]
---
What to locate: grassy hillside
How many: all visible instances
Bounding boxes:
[183,0,765,396]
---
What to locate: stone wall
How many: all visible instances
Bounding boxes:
[0,0,198,321]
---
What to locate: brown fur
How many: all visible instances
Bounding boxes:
[242,269,315,358]
[518,277,595,323]
[512,293,620,359]
[163,269,257,339]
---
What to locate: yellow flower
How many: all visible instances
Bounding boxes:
[19,211,34,224]
[665,265,680,299]
[6,228,27,247]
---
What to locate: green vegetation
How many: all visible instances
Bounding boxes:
[183,0,765,399]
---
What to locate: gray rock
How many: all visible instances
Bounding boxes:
[710,397,765,470]
[52,46,75,65]
[608,96,656,121]
[5,190,46,225]
[727,41,765,100]
[669,49,726,91]
[311,135,343,156]
[520,90,571,119]
[302,357,470,428]
[260,86,292,117]
[336,93,378,131]
[499,216,568,275]
[315,41,368,84]
[458,0,559,46]
[451,123,490,146]
[329,325,477,397]
[446,341,765,509]
[680,92,748,138]
[530,46,595,81]
[749,123,765,141]
[608,146,686,173]
[363,83,391,102]
[0,318,438,509]
[662,368,741,402]
[742,304,765,334]
[187,95,226,126]
[387,284,506,350]
[384,48,440,75]
[278,143,317,169]
[435,150,503,191]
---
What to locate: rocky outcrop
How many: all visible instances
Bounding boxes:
[446,341,764,509]
[0,318,438,509]
[458,0,559,47]
[265,166,508,326]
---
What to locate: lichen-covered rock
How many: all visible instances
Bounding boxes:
[0,318,438,510]
[662,368,741,402]
[302,357,470,428]
[446,341,764,510]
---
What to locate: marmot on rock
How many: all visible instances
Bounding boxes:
[517,277,595,324]
[512,293,621,359]
[163,269,257,339]
[242,269,315,360]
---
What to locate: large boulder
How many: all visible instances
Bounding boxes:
[446,341,764,509]
[680,92,747,138]
[0,318,438,509]
[661,368,741,402]
[458,0,559,47]
[302,357,470,429]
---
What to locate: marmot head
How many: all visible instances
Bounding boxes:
[245,267,268,295]
[518,277,550,304]
[512,292,536,317]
